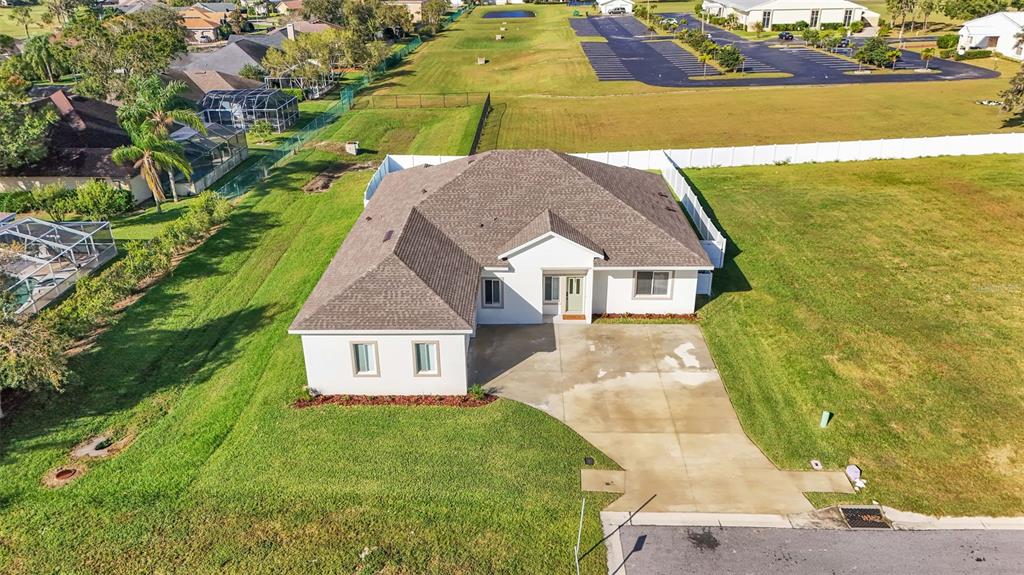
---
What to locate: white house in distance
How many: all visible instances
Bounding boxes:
[958,12,1024,60]
[701,0,879,31]
[290,150,713,396]
[599,0,634,15]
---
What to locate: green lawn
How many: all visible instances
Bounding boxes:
[371,4,1021,151]
[0,5,55,39]
[691,155,1024,515]
[0,147,615,573]
[312,104,484,160]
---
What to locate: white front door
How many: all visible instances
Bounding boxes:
[564,276,584,314]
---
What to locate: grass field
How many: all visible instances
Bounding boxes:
[314,104,485,160]
[0,5,54,39]
[691,155,1024,515]
[372,5,1021,151]
[0,146,615,573]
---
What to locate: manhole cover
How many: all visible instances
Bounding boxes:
[840,506,891,529]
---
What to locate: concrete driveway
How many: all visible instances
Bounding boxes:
[471,323,852,514]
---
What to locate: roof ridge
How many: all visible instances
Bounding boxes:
[552,151,700,260]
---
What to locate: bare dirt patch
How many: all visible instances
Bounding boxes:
[302,161,376,193]
[70,433,135,460]
[42,463,86,488]
[293,393,497,409]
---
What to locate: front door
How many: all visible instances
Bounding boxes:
[564,276,584,314]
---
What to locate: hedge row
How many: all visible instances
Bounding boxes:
[956,49,991,60]
[0,181,134,221]
[936,34,959,50]
[40,192,232,339]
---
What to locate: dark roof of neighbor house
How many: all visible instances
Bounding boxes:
[164,69,263,100]
[291,150,711,332]
[169,39,270,75]
[0,90,136,179]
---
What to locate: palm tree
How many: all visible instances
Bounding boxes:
[698,53,712,77]
[117,76,206,202]
[111,126,193,213]
[8,6,35,40]
[920,47,934,70]
[21,35,58,82]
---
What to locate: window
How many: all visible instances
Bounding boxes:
[482,278,503,307]
[761,10,772,29]
[634,271,672,298]
[413,342,440,376]
[809,9,820,28]
[842,8,853,26]
[351,342,378,376]
[543,276,560,303]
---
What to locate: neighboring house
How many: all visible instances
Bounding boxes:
[0,89,248,205]
[115,0,166,14]
[163,69,263,101]
[0,89,151,203]
[290,150,714,396]
[701,0,879,31]
[197,88,299,132]
[170,38,271,75]
[958,12,1024,60]
[598,0,634,14]
[183,14,223,43]
[277,0,303,14]
[390,0,423,22]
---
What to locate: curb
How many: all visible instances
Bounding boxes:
[601,509,1024,531]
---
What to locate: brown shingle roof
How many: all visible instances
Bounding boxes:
[291,150,710,332]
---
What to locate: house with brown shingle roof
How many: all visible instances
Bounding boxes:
[289,150,713,396]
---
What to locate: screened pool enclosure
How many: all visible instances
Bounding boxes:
[1,217,117,316]
[198,88,299,132]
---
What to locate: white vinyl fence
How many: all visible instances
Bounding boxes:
[570,132,1024,170]
[363,133,1024,272]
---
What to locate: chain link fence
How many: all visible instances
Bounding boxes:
[214,8,470,200]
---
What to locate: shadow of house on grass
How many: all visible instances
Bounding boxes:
[679,172,752,309]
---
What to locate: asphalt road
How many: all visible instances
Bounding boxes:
[573,14,998,88]
[617,526,1024,575]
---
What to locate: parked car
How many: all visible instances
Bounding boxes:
[778,31,794,41]
[609,7,626,14]
[837,37,851,48]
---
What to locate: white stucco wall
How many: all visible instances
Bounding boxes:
[592,269,699,315]
[476,234,601,325]
[599,0,634,14]
[299,332,470,395]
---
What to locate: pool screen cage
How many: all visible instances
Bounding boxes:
[198,88,300,132]
[1,218,117,316]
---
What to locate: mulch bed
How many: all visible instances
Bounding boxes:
[293,393,498,409]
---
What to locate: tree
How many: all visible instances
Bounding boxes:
[0,81,56,172]
[916,0,938,35]
[0,34,16,56]
[421,0,452,34]
[8,6,35,40]
[239,63,266,81]
[753,21,764,38]
[21,35,71,83]
[0,316,69,419]
[380,2,413,37]
[716,45,745,71]
[1001,64,1024,117]
[111,126,193,212]
[302,0,346,24]
[942,0,1006,20]
[801,27,820,46]
[887,48,902,69]
[117,76,205,203]
[698,52,712,77]
[63,6,188,100]
[30,183,76,221]
[855,36,891,67]
[44,0,85,26]
[920,47,935,69]
[226,9,246,34]
[247,119,273,144]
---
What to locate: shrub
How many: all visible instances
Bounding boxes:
[956,49,991,60]
[771,22,808,31]
[73,180,133,220]
[936,34,959,49]
[820,22,845,31]
[0,190,34,213]
[467,384,487,400]
[281,87,304,102]
[716,45,745,71]
[939,48,956,59]
[30,183,76,221]
[849,21,864,33]
[801,28,820,45]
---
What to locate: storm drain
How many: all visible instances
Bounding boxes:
[840,506,892,529]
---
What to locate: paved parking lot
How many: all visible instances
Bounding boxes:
[573,14,998,88]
